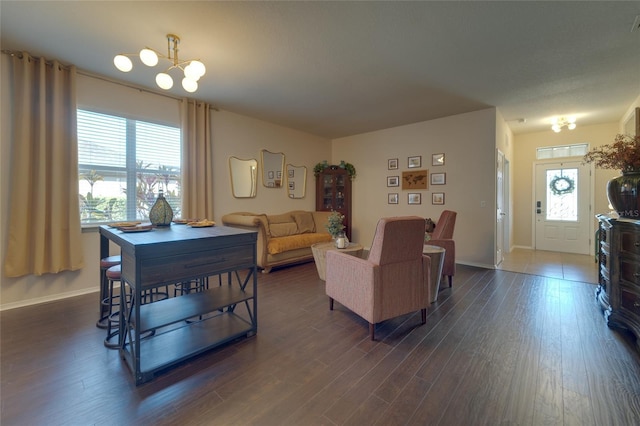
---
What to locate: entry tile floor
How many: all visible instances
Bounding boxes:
[497,248,598,284]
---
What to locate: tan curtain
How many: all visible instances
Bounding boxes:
[4,52,84,277]
[181,100,214,219]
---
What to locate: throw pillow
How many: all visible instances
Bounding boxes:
[270,222,298,237]
[293,212,315,233]
[267,213,293,224]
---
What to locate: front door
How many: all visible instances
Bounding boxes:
[534,161,591,254]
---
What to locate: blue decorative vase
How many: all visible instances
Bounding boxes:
[149,190,173,226]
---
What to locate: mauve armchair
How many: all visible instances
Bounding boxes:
[325,216,432,340]
[428,210,457,287]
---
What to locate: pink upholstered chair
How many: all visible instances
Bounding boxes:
[428,210,457,287]
[325,216,432,340]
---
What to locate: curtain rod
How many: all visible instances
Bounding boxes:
[2,49,219,109]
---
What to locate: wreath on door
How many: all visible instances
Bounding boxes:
[549,175,575,196]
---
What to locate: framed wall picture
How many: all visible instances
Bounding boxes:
[432,153,445,166]
[387,176,399,187]
[623,106,640,136]
[430,172,446,185]
[432,192,445,205]
[408,156,422,168]
[388,158,398,170]
[402,170,428,190]
[408,193,422,205]
[388,193,398,204]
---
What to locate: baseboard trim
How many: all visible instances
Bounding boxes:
[0,288,98,311]
[457,260,496,270]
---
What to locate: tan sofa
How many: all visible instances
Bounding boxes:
[221,210,333,273]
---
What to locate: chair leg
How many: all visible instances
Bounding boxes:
[329,297,334,310]
[448,275,453,287]
[421,308,426,324]
[369,323,375,341]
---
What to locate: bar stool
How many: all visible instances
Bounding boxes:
[173,277,209,297]
[104,271,171,349]
[104,264,125,349]
[143,284,170,304]
[97,255,121,329]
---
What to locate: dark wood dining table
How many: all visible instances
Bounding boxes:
[99,223,258,385]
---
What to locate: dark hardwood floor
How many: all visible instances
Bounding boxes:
[2,262,640,425]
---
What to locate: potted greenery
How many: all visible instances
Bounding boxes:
[325,210,345,239]
[583,133,640,218]
[314,160,356,180]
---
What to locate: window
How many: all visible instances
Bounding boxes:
[77,109,181,225]
[536,143,588,160]
[545,168,578,221]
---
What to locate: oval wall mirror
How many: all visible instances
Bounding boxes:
[261,149,285,188]
[286,164,307,199]
[229,156,258,198]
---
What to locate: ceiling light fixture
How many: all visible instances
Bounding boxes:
[551,116,577,133]
[113,34,206,93]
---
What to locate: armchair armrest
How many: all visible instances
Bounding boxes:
[325,250,379,323]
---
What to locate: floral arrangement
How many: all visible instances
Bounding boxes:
[313,160,357,180]
[583,134,640,172]
[325,210,345,237]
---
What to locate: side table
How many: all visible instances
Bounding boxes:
[311,241,364,280]
[423,244,445,303]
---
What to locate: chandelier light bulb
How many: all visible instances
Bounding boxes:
[568,123,576,130]
[114,55,133,72]
[184,64,201,81]
[182,77,198,93]
[552,125,561,133]
[156,72,174,90]
[188,60,206,77]
[139,48,158,67]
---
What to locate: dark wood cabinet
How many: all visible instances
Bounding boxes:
[596,214,640,351]
[316,167,352,240]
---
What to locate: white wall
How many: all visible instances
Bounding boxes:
[332,108,499,268]
[212,110,330,219]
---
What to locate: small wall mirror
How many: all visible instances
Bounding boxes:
[286,164,307,199]
[261,149,285,188]
[229,156,258,198]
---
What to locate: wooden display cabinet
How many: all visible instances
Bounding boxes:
[316,166,352,240]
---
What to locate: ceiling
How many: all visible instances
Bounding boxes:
[2,1,639,139]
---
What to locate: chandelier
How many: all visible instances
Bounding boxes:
[113,34,206,93]
[551,116,577,133]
